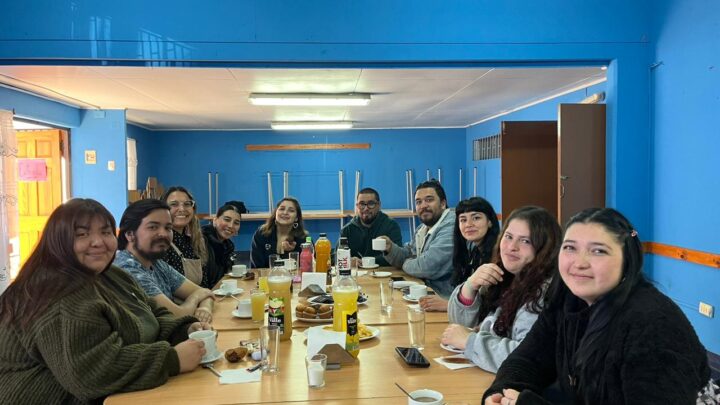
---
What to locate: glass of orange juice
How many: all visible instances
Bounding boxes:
[259,268,270,293]
[251,288,266,323]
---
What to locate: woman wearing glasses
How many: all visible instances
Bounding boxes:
[161,186,219,289]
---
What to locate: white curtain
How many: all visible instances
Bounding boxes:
[0,110,18,293]
[127,137,137,190]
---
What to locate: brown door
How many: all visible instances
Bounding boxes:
[558,104,606,225]
[17,129,64,267]
[501,121,558,219]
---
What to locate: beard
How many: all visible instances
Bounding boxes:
[360,212,378,225]
[133,238,170,262]
[419,210,442,227]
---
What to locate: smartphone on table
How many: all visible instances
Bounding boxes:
[390,276,406,282]
[395,347,430,368]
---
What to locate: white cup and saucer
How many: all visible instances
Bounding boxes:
[403,285,427,302]
[213,279,243,296]
[189,330,222,363]
[360,257,379,269]
[408,389,443,404]
[232,298,252,318]
[372,238,387,251]
[230,264,247,278]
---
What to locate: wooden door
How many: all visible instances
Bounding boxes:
[501,121,558,219]
[558,104,606,225]
[17,129,63,266]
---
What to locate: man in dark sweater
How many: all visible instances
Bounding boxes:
[340,187,402,267]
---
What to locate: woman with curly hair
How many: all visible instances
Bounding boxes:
[442,206,561,372]
[250,197,308,268]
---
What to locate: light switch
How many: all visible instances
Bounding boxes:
[107,160,115,171]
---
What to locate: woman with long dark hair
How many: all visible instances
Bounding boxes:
[419,196,499,312]
[442,206,561,372]
[0,199,209,403]
[483,208,713,404]
[250,197,308,268]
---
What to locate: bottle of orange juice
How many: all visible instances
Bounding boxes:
[267,260,293,341]
[314,233,331,273]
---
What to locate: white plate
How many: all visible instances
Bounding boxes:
[201,350,224,364]
[303,325,380,341]
[392,281,418,289]
[231,310,252,319]
[402,294,419,303]
[441,342,464,353]
[213,288,244,296]
[371,271,392,278]
[227,273,247,278]
[359,264,380,269]
[307,294,369,306]
[296,316,333,323]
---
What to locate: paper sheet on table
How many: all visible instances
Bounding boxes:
[301,273,327,293]
[307,326,345,357]
[219,369,262,384]
[433,354,476,370]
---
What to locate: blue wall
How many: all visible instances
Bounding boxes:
[648,0,720,353]
[134,128,465,250]
[465,82,607,213]
[0,86,79,128]
[70,109,128,221]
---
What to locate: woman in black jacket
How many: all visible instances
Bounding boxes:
[202,201,246,288]
[250,197,307,268]
[484,208,711,405]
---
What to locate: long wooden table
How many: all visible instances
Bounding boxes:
[105,267,495,404]
[106,323,494,404]
[212,268,451,331]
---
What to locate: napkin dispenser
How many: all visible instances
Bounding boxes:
[298,284,325,297]
[318,343,356,369]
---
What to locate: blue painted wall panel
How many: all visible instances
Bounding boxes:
[70,109,127,221]
[0,86,79,128]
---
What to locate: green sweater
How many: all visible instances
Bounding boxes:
[0,266,197,404]
[340,211,403,266]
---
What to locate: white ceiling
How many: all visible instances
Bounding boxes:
[0,66,605,130]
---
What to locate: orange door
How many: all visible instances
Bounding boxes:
[17,129,63,267]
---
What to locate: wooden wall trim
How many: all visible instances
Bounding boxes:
[643,242,720,269]
[246,143,370,151]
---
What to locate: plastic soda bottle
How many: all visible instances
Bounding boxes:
[299,242,313,275]
[267,260,293,341]
[315,233,331,273]
[332,238,360,357]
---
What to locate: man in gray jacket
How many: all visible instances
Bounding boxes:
[379,180,455,298]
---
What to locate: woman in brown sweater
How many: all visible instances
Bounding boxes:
[0,198,211,404]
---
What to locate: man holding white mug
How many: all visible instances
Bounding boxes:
[339,187,402,268]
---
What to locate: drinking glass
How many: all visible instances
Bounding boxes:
[407,307,425,349]
[260,325,280,374]
[379,280,393,314]
[251,288,266,323]
[305,353,327,389]
[259,268,270,293]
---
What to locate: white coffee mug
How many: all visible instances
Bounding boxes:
[361,257,376,267]
[231,264,247,276]
[189,330,218,362]
[221,279,237,293]
[236,298,252,316]
[408,389,443,405]
[372,238,387,251]
[409,284,427,299]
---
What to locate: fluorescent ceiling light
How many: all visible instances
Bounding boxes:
[271,121,353,130]
[249,93,371,106]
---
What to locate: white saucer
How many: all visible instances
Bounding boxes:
[402,294,419,303]
[213,287,244,296]
[201,350,223,364]
[359,264,380,269]
[441,342,464,353]
[231,310,252,319]
[392,281,418,289]
[371,271,392,278]
[228,273,247,278]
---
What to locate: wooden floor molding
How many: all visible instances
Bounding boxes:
[644,242,720,269]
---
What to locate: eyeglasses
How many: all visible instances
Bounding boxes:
[356,201,378,209]
[168,200,195,209]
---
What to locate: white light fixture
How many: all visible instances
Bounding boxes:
[271,121,354,130]
[249,93,371,106]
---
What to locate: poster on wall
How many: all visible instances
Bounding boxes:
[18,159,48,182]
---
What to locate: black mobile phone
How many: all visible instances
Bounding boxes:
[390,276,406,282]
[395,346,430,368]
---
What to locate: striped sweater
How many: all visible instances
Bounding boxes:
[0,266,197,404]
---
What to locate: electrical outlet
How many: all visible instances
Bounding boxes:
[699,302,714,318]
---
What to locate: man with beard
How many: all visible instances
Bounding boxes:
[339,188,402,267]
[114,199,214,322]
[381,180,456,298]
